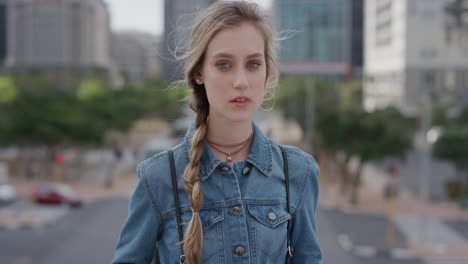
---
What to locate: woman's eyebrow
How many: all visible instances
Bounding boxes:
[212,52,264,59]
[246,52,263,59]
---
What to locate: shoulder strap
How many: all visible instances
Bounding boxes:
[168,150,185,263]
[280,145,293,263]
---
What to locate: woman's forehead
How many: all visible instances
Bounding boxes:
[205,23,265,59]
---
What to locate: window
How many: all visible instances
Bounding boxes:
[423,71,435,88]
[464,71,468,88]
[445,70,456,90]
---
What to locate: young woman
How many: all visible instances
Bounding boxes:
[112,1,322,263]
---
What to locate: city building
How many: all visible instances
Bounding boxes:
[364,0,468,116]
[111,31,162,84]
[0,0,7,67]
[162,0,217,81]
[5,0,111,74]
[273,0,363,79]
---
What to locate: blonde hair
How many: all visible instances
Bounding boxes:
[180,1,279,263]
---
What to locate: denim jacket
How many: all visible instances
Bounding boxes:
[112,122,322,264]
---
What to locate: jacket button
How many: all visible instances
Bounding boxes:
[242,166,250,175]
[228,206,241,216]
[268,209,277,221]
[234,246,246,255]
[221,166,230,172]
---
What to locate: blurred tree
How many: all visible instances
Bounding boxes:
[434,104,468,195]
[432,102,450,127]
[276,76,339,142]
[77,78,106,101]
[339,79,363,112]
[1,76,186,147]
[276,76,414,204]
[433,126,468,194]
[458,106,468,123]
[0,76,18,144]
[14,73,61,96]
[276,76,310,131]
[7,88,103,145]
[343,107,413,204]
[0,76,17,104]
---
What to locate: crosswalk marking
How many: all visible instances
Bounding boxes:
[396,216,466,245]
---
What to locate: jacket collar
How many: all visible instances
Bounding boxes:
[183,121,272,181]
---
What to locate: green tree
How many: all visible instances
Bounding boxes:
[458,106,468,123]
[0,76,17,104]
[343,107,413,204]
[434,126,468,192]
[432,102,451,127]
[1,75,186,147]
[276,76,414,204]
[339,79,363,112]
[77,78,106,101]
[276,76,339,138]
[433,105,468,195]
[0,76,18,144]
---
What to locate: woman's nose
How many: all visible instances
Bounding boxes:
[233,69,248,90]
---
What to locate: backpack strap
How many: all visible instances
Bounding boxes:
[168,150,185,263]
[280,145,293,263]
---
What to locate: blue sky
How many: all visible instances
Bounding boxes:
[104,0,272,36]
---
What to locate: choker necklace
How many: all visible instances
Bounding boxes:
[206,130,253,162]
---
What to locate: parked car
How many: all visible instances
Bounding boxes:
[32,183,83,208]
[0,183,16,205]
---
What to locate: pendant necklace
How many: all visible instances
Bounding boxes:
[206,130,253,162]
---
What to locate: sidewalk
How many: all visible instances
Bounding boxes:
[0,174,138,231]
[318,174,468,262]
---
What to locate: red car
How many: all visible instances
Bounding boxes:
[32,183,83,207]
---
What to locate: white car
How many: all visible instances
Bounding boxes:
[0,183,16,204]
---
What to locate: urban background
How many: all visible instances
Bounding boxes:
[0,0,468,263]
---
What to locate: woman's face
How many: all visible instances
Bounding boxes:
[199,22,267,123]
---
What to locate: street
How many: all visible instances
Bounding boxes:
[317,208,425,264]
[0,198,128,264]
[1,196,457,264]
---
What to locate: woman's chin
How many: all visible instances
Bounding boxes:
[224,112,255,123]
[210,106,258,123]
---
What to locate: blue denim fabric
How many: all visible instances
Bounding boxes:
[112,122,322,264]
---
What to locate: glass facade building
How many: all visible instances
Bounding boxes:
[277,0,349,62]
[0,0,6,66]
[274,0,363,78]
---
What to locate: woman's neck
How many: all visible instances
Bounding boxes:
[206,119,253,145]
[205,118,253,164]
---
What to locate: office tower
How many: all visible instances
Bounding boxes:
[273,0,363,79]
[112,31,162,84]
[0,0,6,66]
[6,0,111,74]
[364,0,468,116]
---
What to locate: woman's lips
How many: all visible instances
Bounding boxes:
[230,97,251,107]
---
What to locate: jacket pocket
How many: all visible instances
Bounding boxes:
[200,208,224,230]
[247,204,291,259]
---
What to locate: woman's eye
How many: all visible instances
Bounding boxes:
[216,62,231,70]
[247,61,261,70]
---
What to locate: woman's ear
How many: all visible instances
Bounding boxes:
[195,74,204,85]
